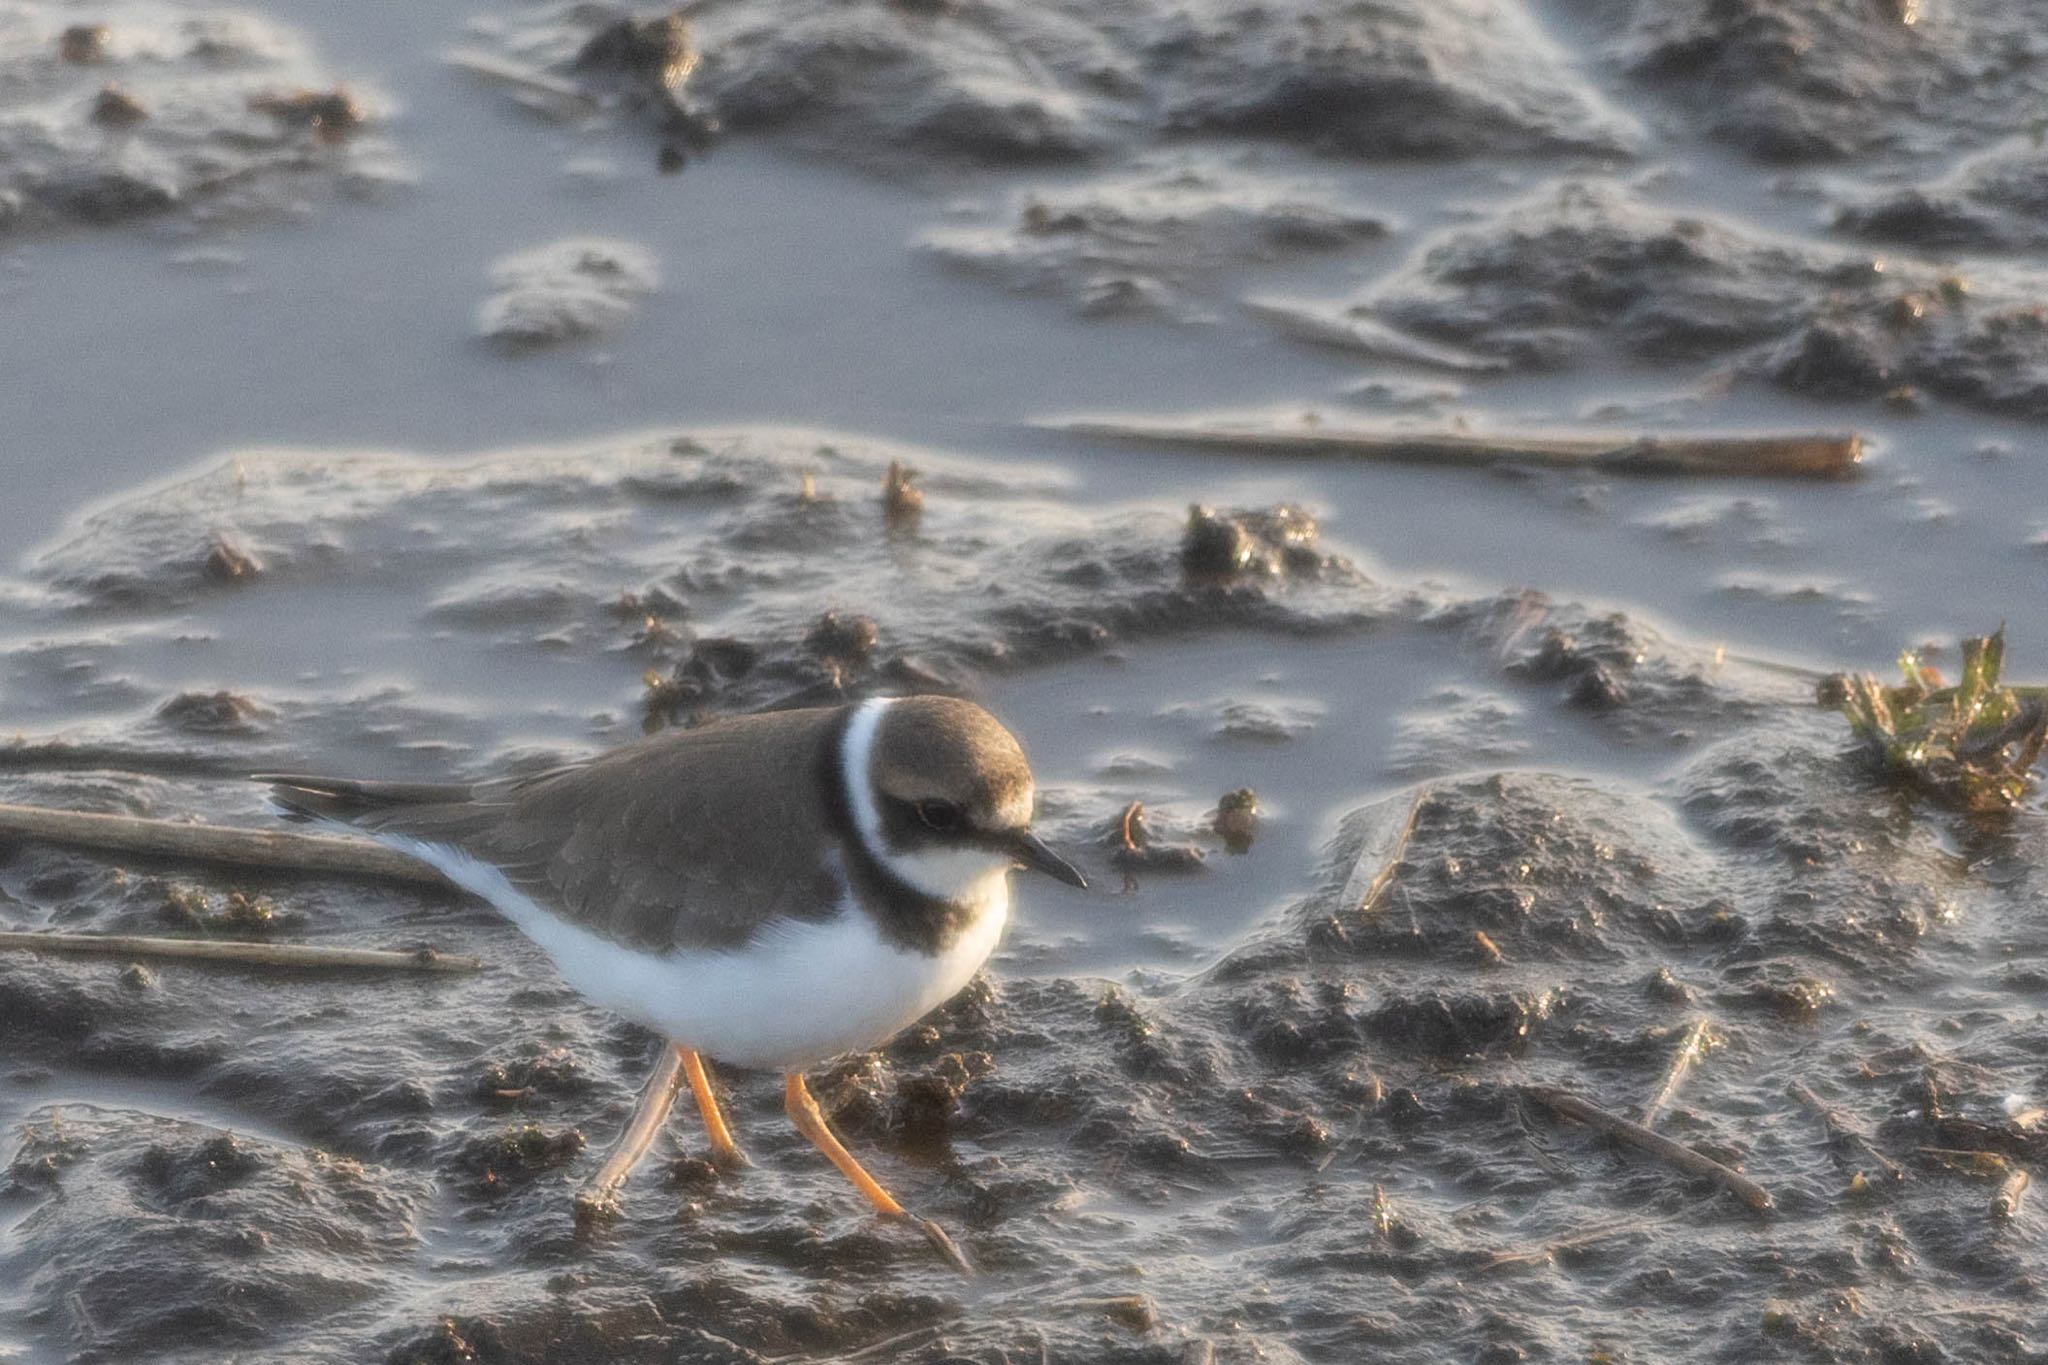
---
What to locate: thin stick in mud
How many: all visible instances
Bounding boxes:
[0,930,480,973]
[0,801,449,887]
[1053,419,1863,480]
[1787,1081,1907,1184]
[1522,1084,1775,1213]
[1640,1017,1711,1130]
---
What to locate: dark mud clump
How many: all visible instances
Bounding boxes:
[466,0,1635,172]
[1367,180,2048,419]
[0,3,405,239]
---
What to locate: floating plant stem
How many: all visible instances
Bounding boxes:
[0,931,479,973]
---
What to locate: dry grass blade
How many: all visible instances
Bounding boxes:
[1240,296,1508,374]
[0,801,449,887]
[1337,787,1429,915]
[1522,1084,1774,1213]
[0,930,479,972]
[1640,1018,1712,1130]
[1053,419,1862,479]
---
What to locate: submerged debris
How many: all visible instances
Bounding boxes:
[58,23,110,64]
[1824,627,2048,814]
[247,86,366,144]
[157,886,290,936]
[89,86,147,128]
[464,1123,587,1195]
[1212,788,1259,854]
[881,460,923,527]
[1110,801,1206,891]
[572,12,697,91]
[1179,503,1323,581]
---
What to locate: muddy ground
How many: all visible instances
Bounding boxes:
[4,0,2048,1361]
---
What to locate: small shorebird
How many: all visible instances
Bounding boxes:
[261,696,1084,1269]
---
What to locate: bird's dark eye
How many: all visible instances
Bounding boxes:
[916,800,964,833]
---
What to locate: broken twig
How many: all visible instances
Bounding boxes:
[0,930,478,973]
[0,801,448,887]
[1054,419,1862,480]
[1522,1084,1774,1213]
[1640,1018,1711,1130]
[1995,1167,2030,1222]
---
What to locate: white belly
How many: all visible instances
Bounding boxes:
[391,837,1009,1071]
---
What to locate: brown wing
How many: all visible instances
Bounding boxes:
[267,707,849,952]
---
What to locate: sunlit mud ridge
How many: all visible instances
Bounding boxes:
[3,429,2041,1361]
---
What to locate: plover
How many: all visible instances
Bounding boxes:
[262,696,1082,1269]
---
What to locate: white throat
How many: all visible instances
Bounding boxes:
[842,697,1013,906]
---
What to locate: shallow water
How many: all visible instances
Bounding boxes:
[6,0,2048,1361]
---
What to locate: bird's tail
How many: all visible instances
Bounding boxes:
[256,774,479,826]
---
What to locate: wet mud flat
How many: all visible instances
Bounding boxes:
[0,433,2041,1364]
[5,0,2048,1360]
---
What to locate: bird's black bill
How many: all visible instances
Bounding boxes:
[1008,830,1088,888]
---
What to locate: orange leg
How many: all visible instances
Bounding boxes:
[783,1073,972,1275]
[680,1048,745,1168]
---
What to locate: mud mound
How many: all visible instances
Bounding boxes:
[1593,0,2048,165]
[1837,136,2048,253]
[1,1108,425,1361]
[1368,180,2048,418]
[461,0,1636,172]
[921,160,1390,322]
[0,0,403,238]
